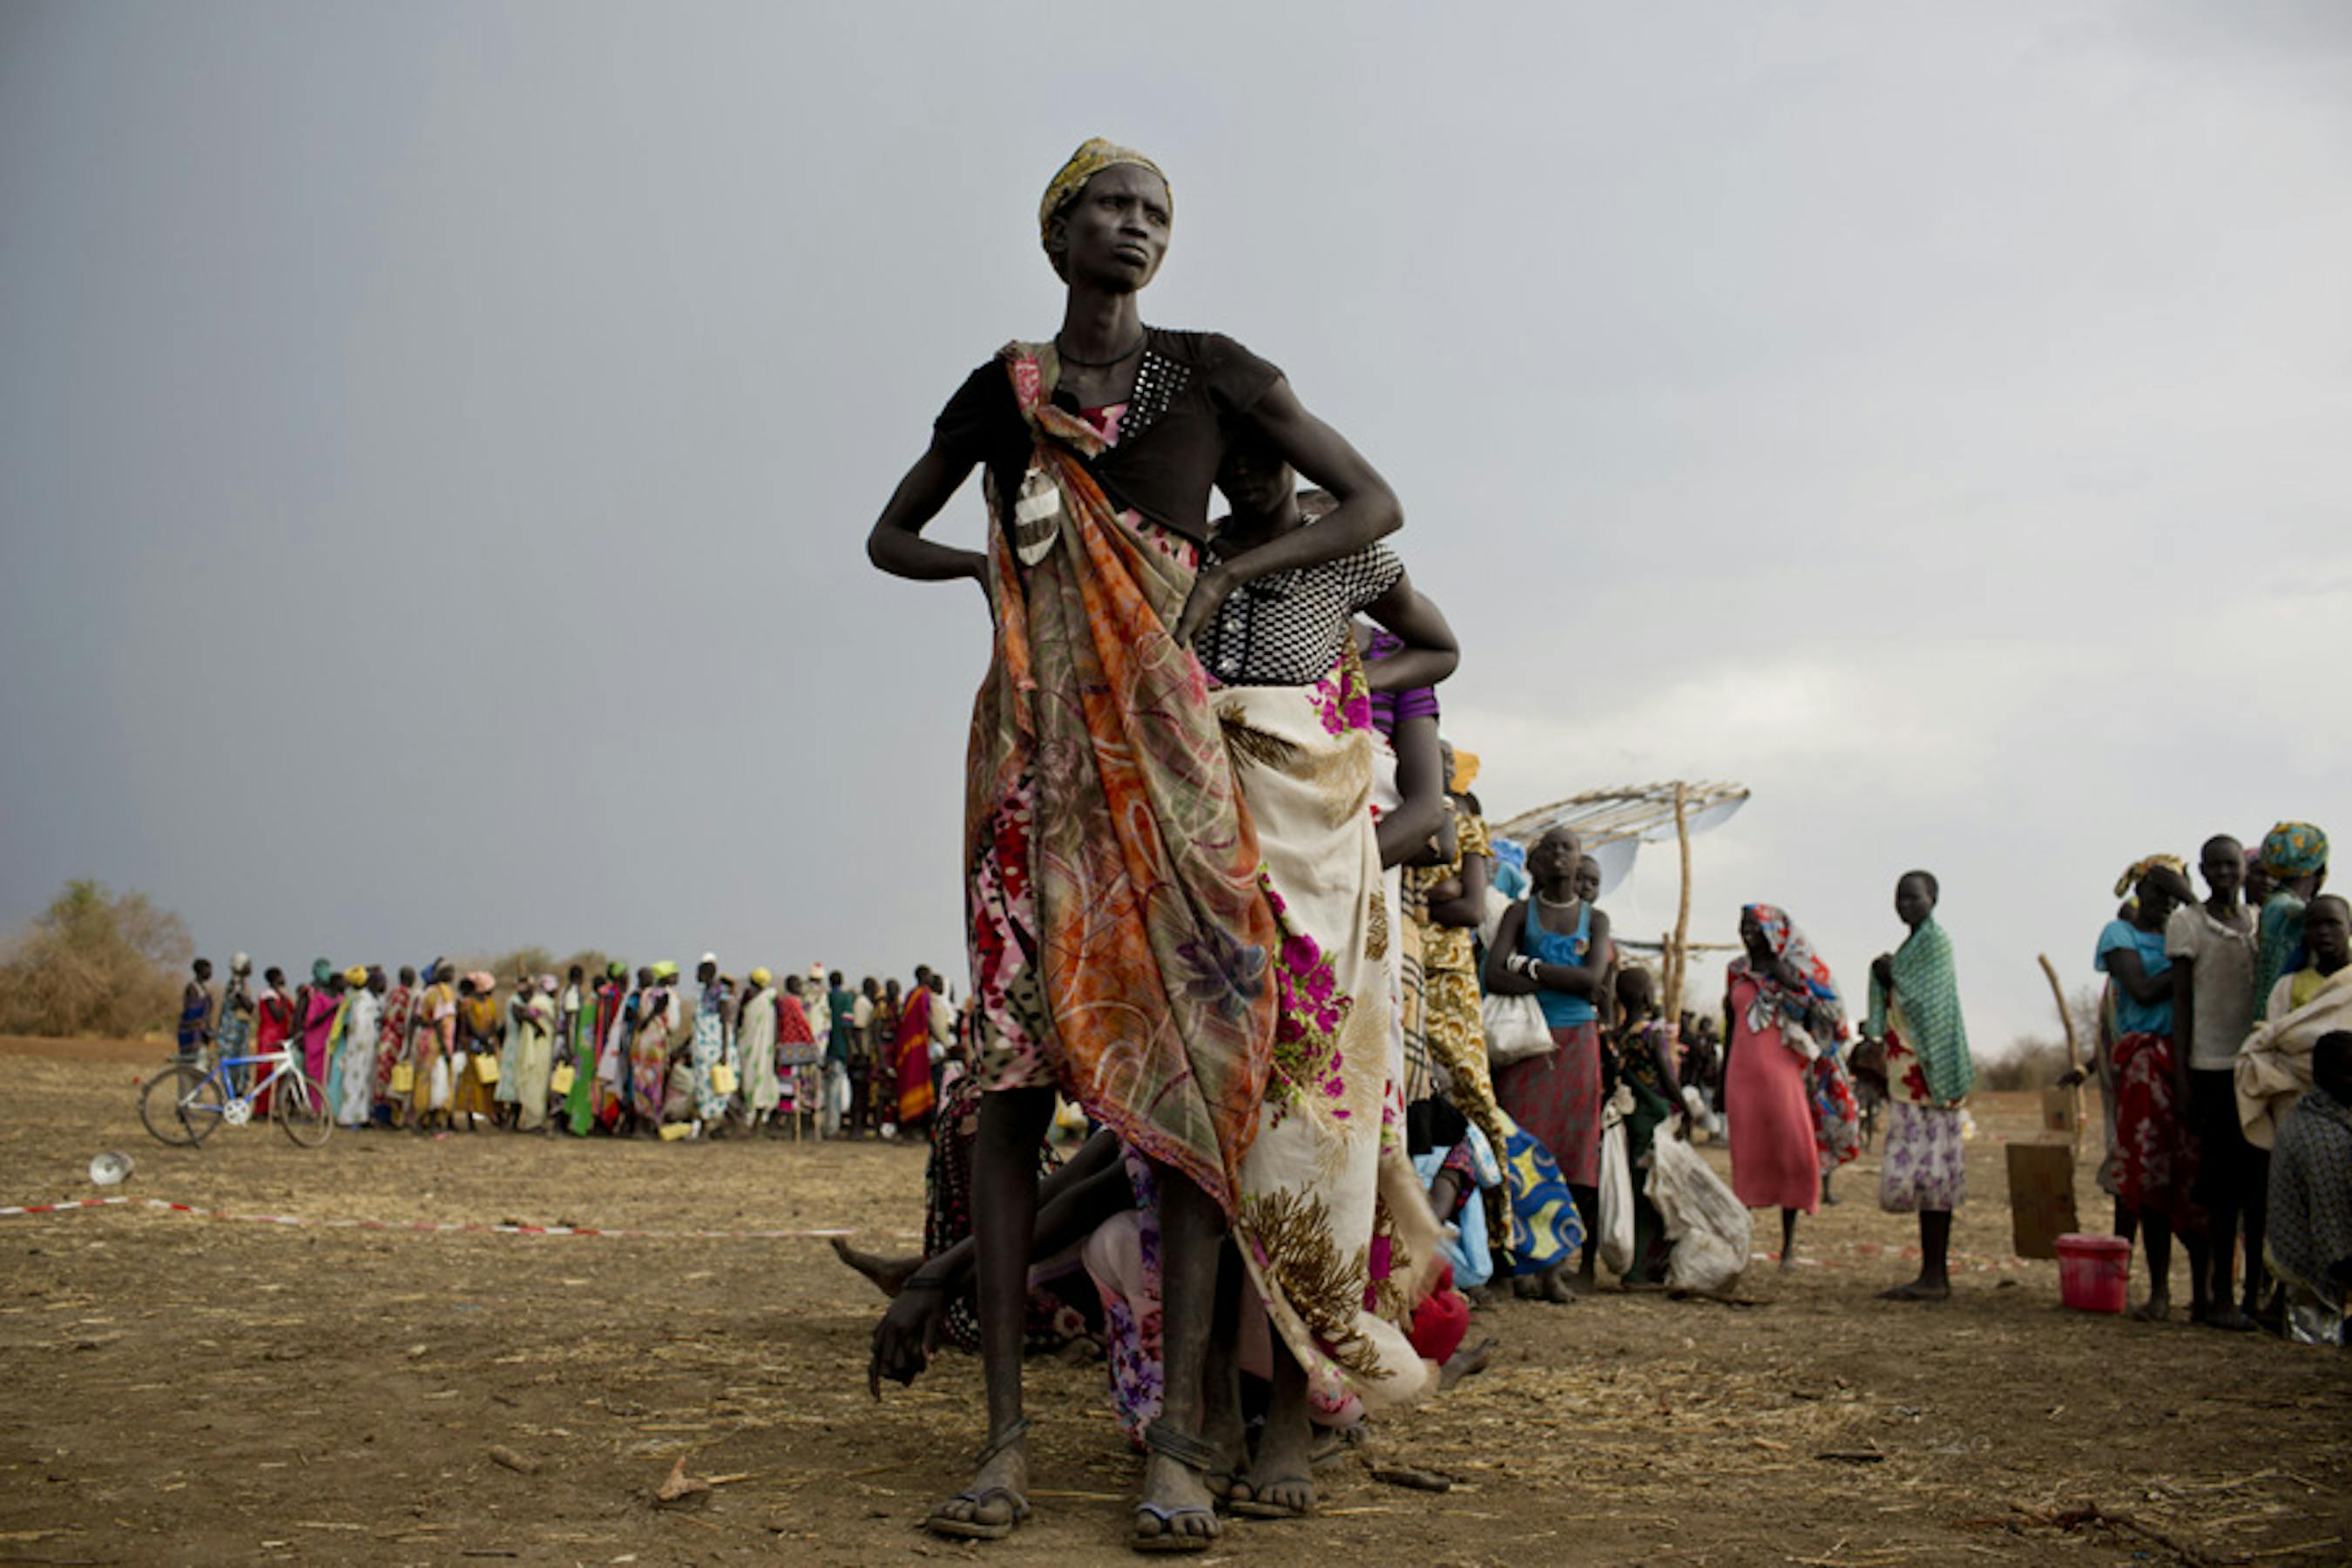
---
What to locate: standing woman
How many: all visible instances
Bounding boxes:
[297,960,338,1091]
[1484,828,1612,1297]
[176,958,216,1062]
[740,967,783,1131]
[1721,904,1847,1270]
[1402,743,1492,1146]
[1866,873,1976,1301]
[496,968,531,1129]
[337,967,382,1129]
[894,973,936,1135]
[2097,856,2200,1319]
[411,962,458,1132]
[377,967,416,1130]
[2252,822,2329,1022]
[602,963,639,1132]
[511,977,557,1132]
[456,973,501,1132]
[873,980,904,1134]
[253,967,294,1115]
[633,962,677,1133]
[1193,433,1452,1516]
[866,139,1402,1550]
[690,956,733,1130]
[778,975,823,1130]
[216,956,255,1089]
[1605,965,1681,1285]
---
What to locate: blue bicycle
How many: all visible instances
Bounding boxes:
[139,1046,331,1148]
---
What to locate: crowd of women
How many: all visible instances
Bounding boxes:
[172,955,974,1140]
[152,136,2347,1554]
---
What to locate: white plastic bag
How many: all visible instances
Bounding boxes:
[1597,1105,1635,1278]
[1646,1129,1752,1296]
[1483,991,1553,1067]
[1476,883,1511,952]
[428,1055,452,1112]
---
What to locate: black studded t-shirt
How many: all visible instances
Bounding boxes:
[931,328,1284,550]
[1196,531,1404,687]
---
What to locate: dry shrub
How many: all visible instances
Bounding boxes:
[443,948,612,986]
[0,879,193,1037]
[1980,1035,2076,1092]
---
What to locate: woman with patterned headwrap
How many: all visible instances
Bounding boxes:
[1720,902,1852,1270]
[2253,821,2329,1022]
[2097,855,2201,1320]
[866,139,1403,1551]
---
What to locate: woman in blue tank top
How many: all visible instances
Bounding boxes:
[1484,828,1613,1297]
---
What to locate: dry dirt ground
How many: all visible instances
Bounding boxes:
[1,1036,2346,1568]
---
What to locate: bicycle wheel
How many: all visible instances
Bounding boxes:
[139,1064,226,1146]
[272,1071,333,1149]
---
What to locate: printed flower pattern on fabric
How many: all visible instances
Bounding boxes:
[1878,1101,1967,1213]
[964,341,1279,1213]
[1308,647,1374,738]
[1177,927,1271,1026]
[1261,878,1355,1125]
[1094,1151,1166,1446]
[2112,1031,2204,1229]
[1236,1186,1385,1382]
[969,777,1051,1091]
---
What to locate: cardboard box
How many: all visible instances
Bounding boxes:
[2005,1141,2078,1260]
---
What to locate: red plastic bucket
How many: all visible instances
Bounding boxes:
[2055,1232,2132,1313]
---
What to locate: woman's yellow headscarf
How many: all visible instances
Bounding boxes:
[2113,854,2187,899]
[1039,138,1171,256]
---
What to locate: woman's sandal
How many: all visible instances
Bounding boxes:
[924,1415,1032,1542]
[1132,1422,1222,1553]
[1227,1475,1313,1520]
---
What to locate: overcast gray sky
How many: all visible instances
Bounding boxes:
[3,2,2348,1051]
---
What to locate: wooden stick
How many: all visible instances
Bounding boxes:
[2037,954,2084,1142]
[1666,781,1693,1029]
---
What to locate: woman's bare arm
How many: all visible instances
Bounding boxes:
[866,440,987,585]
[1484,902,1536,995]
[1359,571,1458,693]
[1429,851,1489,929]
[1379,713,1450,869]
[2104,947,2170,1007]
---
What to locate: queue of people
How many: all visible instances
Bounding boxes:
[155,132,2346,1557]
[174,955,971,1142]
[2092,825,2348,1340]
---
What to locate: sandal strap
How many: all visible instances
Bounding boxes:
[1143,1421,1222,1475]
[973,1413,1032,1470]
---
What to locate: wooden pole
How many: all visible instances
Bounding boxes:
[2037,953,2084,1147]
[1665,781,1693,1030]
